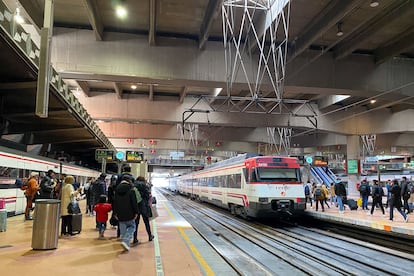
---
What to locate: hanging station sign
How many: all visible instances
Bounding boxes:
[126,151,144,162]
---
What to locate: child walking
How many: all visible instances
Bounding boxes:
[93,195,112,239]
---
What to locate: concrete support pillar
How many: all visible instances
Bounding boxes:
[346,135,360,197]
[131,163,147,179]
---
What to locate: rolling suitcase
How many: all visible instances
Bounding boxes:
[347,199,358,210]
[71,213,82,234]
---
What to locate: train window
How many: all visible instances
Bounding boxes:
[228,174,241,189]
[0,166,18,178]
[255,168,300,182]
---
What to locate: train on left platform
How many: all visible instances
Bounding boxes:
[176,153,306,219]
[0,146,101,216]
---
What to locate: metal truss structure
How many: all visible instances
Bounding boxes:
[221,0,293,114]
[361,134,376,156]
[177,123,199,152]
[266,127,292,155]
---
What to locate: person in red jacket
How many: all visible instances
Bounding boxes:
[93,195,112,239]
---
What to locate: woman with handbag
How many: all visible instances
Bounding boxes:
[60,175,82,236]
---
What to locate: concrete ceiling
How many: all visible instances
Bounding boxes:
[1,0,414,161]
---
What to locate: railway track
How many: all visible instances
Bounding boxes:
[161,189,414,275]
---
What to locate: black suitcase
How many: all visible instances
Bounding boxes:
[71,213,82,234]
[347,199,358,210]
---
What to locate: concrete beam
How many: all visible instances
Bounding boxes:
[113,82,123,99]
[18,0,43,31]
[149,0,156,46]
[149,84,154,101]
[288,0,364,61]
[77,80,90,97]
[374,27,414,65]
[334,0,414,60]
[0,81,37,90]
[199,0,222,50]
[84,0,104,41]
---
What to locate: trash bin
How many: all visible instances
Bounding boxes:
[31,199,61,250]
[0,209,6,232]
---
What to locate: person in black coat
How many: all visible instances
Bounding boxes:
[400,176,410,214]
[113,180,139,252]
[368,180,385,216]
[334,181,347,213]
[132,176,154,245]
[39,170,57,199]
[389,179,408,222]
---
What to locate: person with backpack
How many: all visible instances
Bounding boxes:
[389,179,408,222]
[368,180,385,217]
[314,184,325,212]
[132,176,154,245]
[400,176,411,214]
[359,179,370,211]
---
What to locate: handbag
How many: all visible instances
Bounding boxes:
[149,205,159,220]
[67,201,81,214]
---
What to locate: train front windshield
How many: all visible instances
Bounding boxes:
[255,167,300,182]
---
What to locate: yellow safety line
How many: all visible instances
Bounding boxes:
[163,201,215,276]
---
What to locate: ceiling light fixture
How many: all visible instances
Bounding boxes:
[370,99,377,104]
[370,1,379,8]
[14,7,24,24]
[336,22,343,37]
[131,85,137,90]
[115,5,127,19]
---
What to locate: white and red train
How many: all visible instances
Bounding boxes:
[0,146,101,216]
[176,153,306,218]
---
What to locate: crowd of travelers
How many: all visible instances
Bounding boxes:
[21,166,156,252]
[304,176,413,223]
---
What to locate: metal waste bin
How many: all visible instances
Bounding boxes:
[0,209,7,232]
[31,199,61,250]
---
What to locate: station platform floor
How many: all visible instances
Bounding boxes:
[304,199,414,236]
[1,195,413,276]
[0,192,235,276]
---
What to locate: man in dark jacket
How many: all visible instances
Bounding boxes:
[334,181,347,214]
[91,173,107,207]
[368,180,385,216]
[390,179,408,222]
[113,180,139,252]
[359,179,370,211]
[39,170,57,199]
[400,176,410,214]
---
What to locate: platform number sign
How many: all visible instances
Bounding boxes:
[95,150,115,162]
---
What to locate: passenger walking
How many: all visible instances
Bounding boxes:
[314,184,325,212]
[304,181,312,208]
[329,182,336,206]
[389,179,408,222]
[60,175,82,236]
[359,179,370,210]
[335,181,347,214]
[368,180,385,216]
[93,195,112,239]
[132,176,154,245]
[321,184,330,209]
[91,173,107,229]
[400,176,411,214]
[39,170,57,199]
[385,179,392,208]
[84,177,94,215]
[113,180,139,252]
[23,172,39,220]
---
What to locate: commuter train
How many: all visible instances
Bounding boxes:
[176,153,306,219]
[0,146,101,216]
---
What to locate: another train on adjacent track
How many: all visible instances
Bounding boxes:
[176,153,306,219]
[0,146,101,216]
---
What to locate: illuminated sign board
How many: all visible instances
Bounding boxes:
[95,150,115,162]
[313,156,328,166]
[126,151,144,162]
[347,159,358,174]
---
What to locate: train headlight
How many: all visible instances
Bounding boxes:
[258,197,269,203]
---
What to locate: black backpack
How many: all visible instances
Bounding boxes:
[373,186,382,197]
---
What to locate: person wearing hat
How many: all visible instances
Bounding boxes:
[39,169,57,199]
[24,172,40,220]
